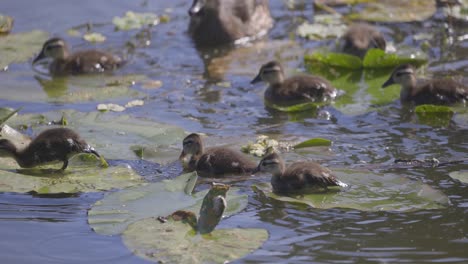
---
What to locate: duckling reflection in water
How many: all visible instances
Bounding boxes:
[382,64,468,106]
[251,61,337,106]
[32,37,123,76]
[179,133,257,178]
[188,0,273,47]
[253,152,348,194]
[0,127,100,171]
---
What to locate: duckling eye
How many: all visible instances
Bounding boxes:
[183,139,194,146]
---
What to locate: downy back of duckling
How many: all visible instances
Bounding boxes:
[340,23,386,58]
[383,64,468,105]
[251,61,337,105]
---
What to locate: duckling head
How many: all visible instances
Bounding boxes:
[179,133,204,160]
[33,37,70,64]
[189,0,219,16]
[251,61,285,86]
[252,152,285,176]
[382,64,417,89]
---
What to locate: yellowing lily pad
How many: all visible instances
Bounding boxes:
[113,11,163,31]
[253,168,449,211]
[449,171,468,184]
[0,30,48,69]
[88,172,249,235]
[122,216,268,264]
[347,0,436,22]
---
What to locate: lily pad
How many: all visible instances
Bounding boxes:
[0,14,14,34]
[449,171,468,183]
[266,100,323,113]
[122,216,268,264]
[347,0,436,22]
[3,110,186,163]
[294,138,332,148]
[113,11,163,31]
[83,32,106,43]
[88,172,249,235]
[415,104,455,127]
[253,168,449,211]
[0,30,48,69]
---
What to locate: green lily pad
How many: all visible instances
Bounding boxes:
[449,171,468,183]
[122,216,268,264]
[347,0,436,22]
[88,172,249,235]
[4,110,186,162]
[415,104,455,127]
[305,51,362,70]
[253,168,449,211]
[294,138,332,148]
[113,11,163,31]
[0,14,14,34]
[0,30,48,69]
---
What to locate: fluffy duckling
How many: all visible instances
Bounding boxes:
[340,23,386,58]
[188,0,273,47]
[253,152,348,194]
[0,127,100,170]
[382,64,468,105]
[251,61,337,105]
[179,133,257,177]
[32,37,123,76]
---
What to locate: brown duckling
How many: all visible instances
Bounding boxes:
[382,64,468,105]
[340,23,386,58]
[188,0,273,47]
[253,152,348,194]
[32,37,123,76]
[0,127,100,170]
[179,133,257,177]
[251,61,337,105]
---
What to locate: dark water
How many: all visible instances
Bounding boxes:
[0,0,467,263]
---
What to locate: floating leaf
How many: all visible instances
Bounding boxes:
[305,51,362,70]
[415,104,455,127]
[125,99,144,108]
[83,32,106,43]
[253,168,449,211]
[0,30,49,69]
[297,14,347,40]
[113,11,161,31]
[88,172,248,235]
[197,183,229,234]
[347,0,436,22]
[0,14,14,34]
[449,171,468,184]
[363,49,427,69]
[122,216,268,264]
[294,138,332,148]
[0,107,21,126]
[97,103,126,112]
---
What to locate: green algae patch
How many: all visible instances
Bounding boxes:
[88,172,249,235]
[415,104,455,127]
[122,217,268,264]
[253,168,449,212]
[0,30,48,69]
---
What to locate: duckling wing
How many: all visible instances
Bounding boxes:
[197,147,256,177]
[284,162,342,188]
[413,79,468,105]
[65,50,122,74]
[281,75,336,102]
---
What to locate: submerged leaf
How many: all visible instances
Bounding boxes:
[122,217,268,264]
[253,168,449,211]
[266,100,323,113]
[415,104,455,127]
[88,172,248,235]
[294,138,332,148]
[0,30,49,69]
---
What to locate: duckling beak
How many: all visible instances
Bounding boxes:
[32,50,46,65]
[84,147,101,158]
[188,0,203,16]
[251,165,260,175]
[382,77,395,88]
[251,73,262,84]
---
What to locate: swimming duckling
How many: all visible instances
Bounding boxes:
[32,37,123,76]
[0,127,100,170]
[382,64,468,105]
[188,0,273,47]
[253,152,348,194]
[251,61,337,105]
[179,133,257,177]
[340,23,386,58]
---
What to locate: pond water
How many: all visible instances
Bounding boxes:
[0,0,467,263]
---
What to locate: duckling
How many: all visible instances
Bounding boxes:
[188,0,273,47]
[0,127,100,170]
[32,37,123,76]
[179,133,257,177]
[382,64,468,105]
[253,152,348,194]
[251,61,337,105]
[340,23,386,58]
